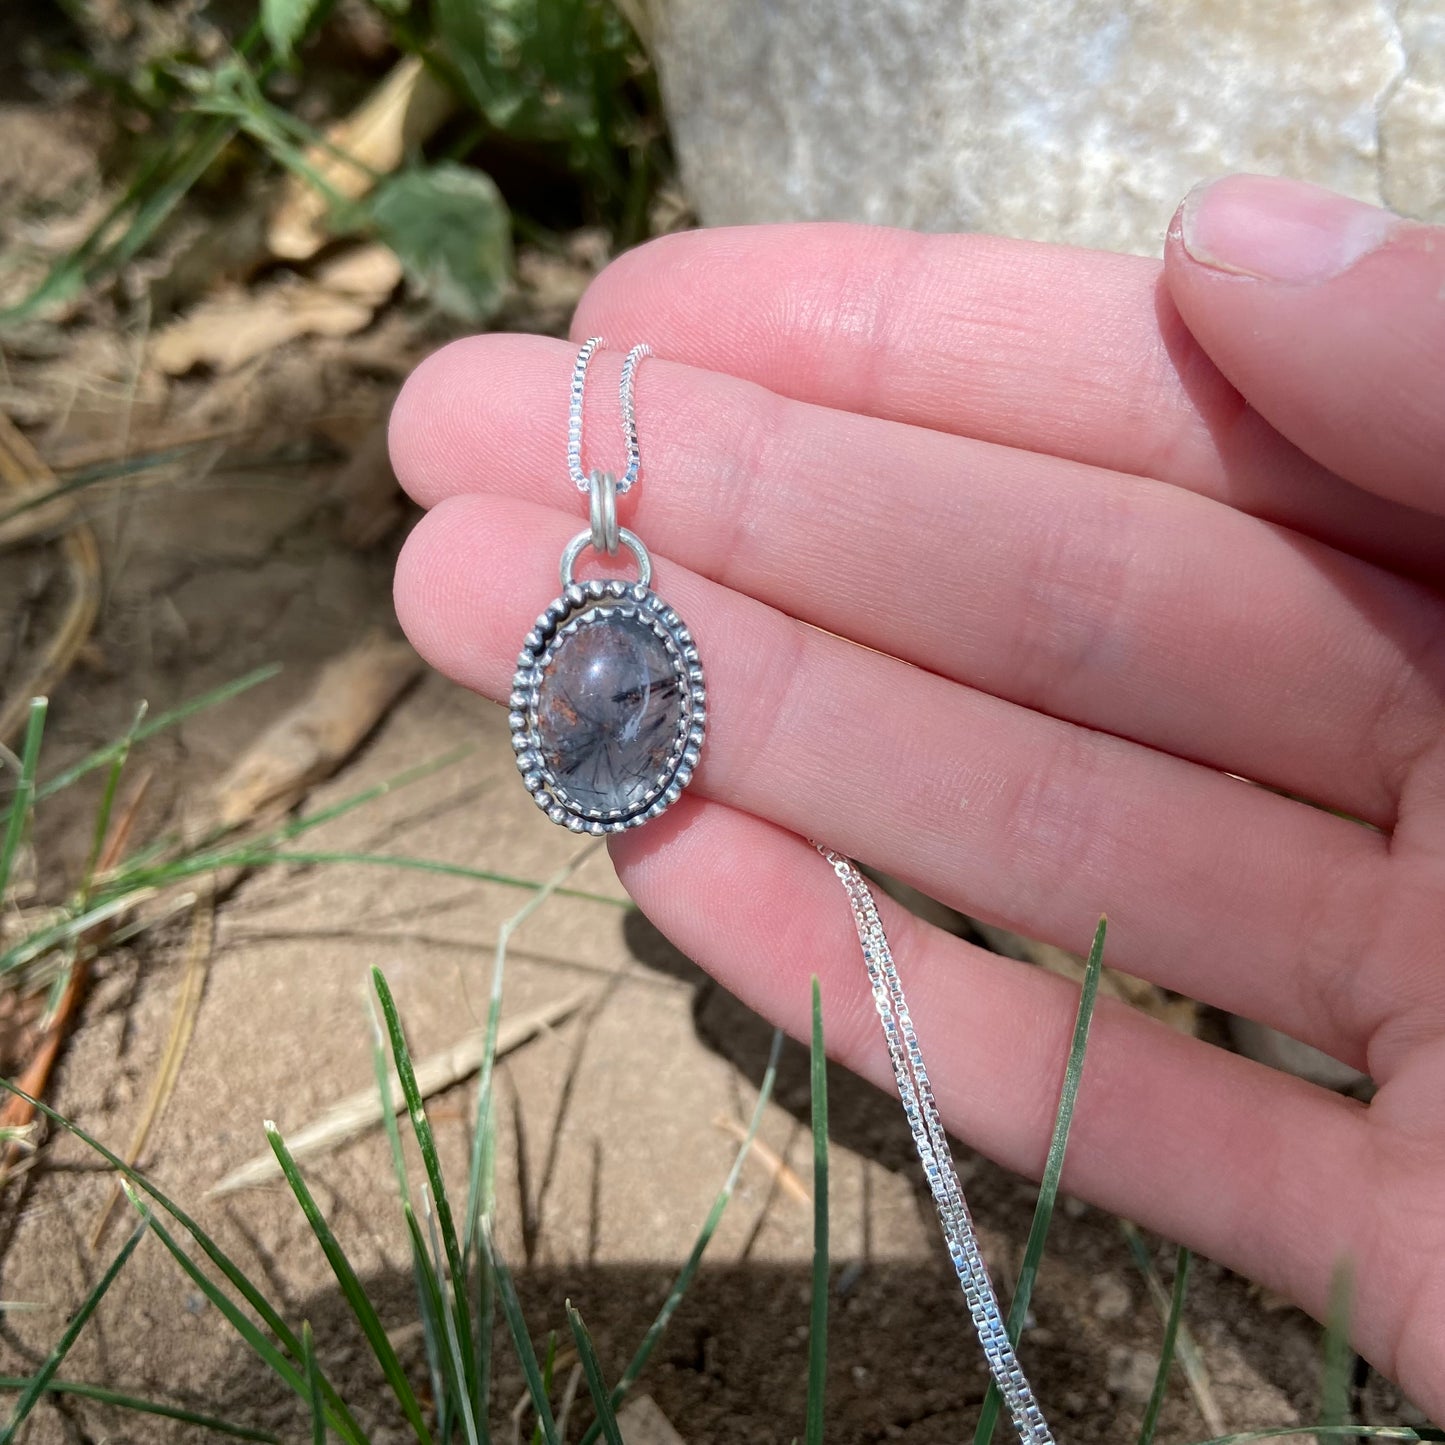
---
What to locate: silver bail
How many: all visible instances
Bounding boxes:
[588,468,620,555]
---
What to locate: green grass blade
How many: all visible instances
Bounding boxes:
[0,893,158,976]
[805,977,829,1445]
[529,1333,559,1445]
[1322,1262,1355,1440]
[371,1001,449,1428]
[575,1026,786,1445]
[1,1085,367,1445]
[266,1123,434,1445]
[0,1213,147,1443]
[974,916,1107,1445]
[301,1322,325,1445]
[373,969,478,1399]
[465,842,607,1271]
[0,1378,275,1441]
[36,665,280,801]
[0,698,47,906]
[79,702,147,897]
[482,1224,559,1445]
[1120,1221,1222,1436]
[1137,1245,1192,1445]
[122,1188,334,1423]
[245,852,625,912]
[403,1203,462,1439]
[565,1303,623,1445]
[422,1192,482,1445]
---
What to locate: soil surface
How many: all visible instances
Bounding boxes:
[0,91,1422,1445]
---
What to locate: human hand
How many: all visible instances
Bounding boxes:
[390,173,1445,1416]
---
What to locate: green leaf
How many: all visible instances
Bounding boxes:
[1137,1246,1192,1445]
[565,1304,623,1445]
[262,0,323,61]
[805,978,829,1445]
[974,916,1106,1445]
[0,1215,147,1443]
[365,164,512,324]
[0,1379,275,1441]
[431,0,640,198]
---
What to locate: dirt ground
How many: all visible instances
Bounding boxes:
[0,85,1423,1445]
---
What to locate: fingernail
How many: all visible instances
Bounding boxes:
[1180,174,1399,283]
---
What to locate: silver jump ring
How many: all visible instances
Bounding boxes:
[559,527,652,591]
[588,469,620,555]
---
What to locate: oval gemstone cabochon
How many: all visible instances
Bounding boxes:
[535,608,684,815]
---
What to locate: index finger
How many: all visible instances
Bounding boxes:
[573,224,1445,584]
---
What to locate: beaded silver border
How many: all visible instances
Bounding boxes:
[510,578,706,834]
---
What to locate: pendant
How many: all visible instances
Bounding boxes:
[510,524,706,834]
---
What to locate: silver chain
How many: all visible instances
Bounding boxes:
[567,336,650,493]
[815,845,1056,1445]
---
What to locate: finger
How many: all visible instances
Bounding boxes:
[568,224,1445,584]
[607,795,1391,1376]
[1165,175,1445,517]
[393,491,1393,1068]
[389,333,1445,827]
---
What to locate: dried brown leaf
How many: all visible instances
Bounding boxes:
[149,244,402,376]
[267,55,457,261]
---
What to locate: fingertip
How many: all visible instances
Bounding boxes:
[389,332,567,507]
[392,494,528,696]
[571,231,677,339]
[1163,174,1445,513]
[391,495,460,667]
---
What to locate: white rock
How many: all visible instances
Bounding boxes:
[651,0,1444,253]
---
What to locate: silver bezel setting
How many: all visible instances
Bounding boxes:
[510,578,706,834]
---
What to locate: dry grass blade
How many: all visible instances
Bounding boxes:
[0,416,101,748]
[89,891,215,1247]
[711,1115,808,1206]
[1121,1221,1226,1436]
[210,990,592,1195]
[212,631,423,828]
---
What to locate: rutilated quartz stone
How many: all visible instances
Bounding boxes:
[535,609,683,814]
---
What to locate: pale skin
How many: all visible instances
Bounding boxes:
[390,173,1445,1419]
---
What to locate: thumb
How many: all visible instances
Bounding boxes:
[1164,174,1445,517]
